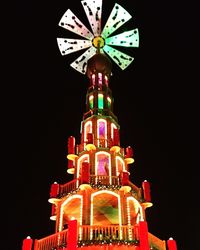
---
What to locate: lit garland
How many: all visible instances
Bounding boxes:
[77,239,140,247]
[50,241,158,250]
[90,183,122,190]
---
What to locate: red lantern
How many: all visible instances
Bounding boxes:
[22,236,33,250]
[68,136,75,154]
[67,219,78,250]
[167,237,177,250]
[142,180,151,202]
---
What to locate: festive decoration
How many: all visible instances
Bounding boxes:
[167,237,177,250]
[22,1,178,250]
[68,136,76,154]
[67,219,78,250]
[50,182,59,198]
[22,236,33,250]
[142,180,151,202]
[139,221,150,250]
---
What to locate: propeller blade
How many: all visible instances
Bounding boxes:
[70,46,96,74]
[81,0,102,36]
[103,45,134,70]
[57,38,92,55]
[105,29,139,47]
[58,9,94,40]
[101,3,132,39]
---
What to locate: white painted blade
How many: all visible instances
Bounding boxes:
[105,29,139,47]
[70,46,97,74]
[58,9,94,40]
[81,0,102,36]
[103,45,134,70]
[101,3,132,39]
[57,38,92,55]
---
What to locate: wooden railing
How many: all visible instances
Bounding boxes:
[55,177,142,200]
[59,179,78,196]
[33,225,138,250]
[33,225,167,250]
[34,229,68,250]
[148,232,166,250]
[90,175,120,186]
[79,225,139,241]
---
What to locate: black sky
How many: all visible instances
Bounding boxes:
[5,0,199,250]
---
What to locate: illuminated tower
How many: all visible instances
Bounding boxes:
[22,1,178,250]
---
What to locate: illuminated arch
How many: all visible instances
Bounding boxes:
[95,151,111,183]
[97,119,107,147]
[115,156,125,176]
[77,154,89,187]
[90,190,122,226]
[59,194,83,232]
[111,123,117,140]
[127,196,144,224]
[84,120,93,149]
[126,197,144,240]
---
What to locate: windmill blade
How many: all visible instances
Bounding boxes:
[70,46,97,74]
[81,0,102,36]
[57,38,92,55]
[103,45,134,70]
[101,3,132,39]
[105,29,139,48]
[58,9,94,40]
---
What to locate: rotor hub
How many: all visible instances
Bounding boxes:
[92,36,105,49]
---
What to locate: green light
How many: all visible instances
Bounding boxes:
[89,95,94,109]
[98,94,104,109]
[107,96,111,108]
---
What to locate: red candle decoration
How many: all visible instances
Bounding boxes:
[139,221,150,250]
[68,159,74,169]
[68,136,75,154]
[50,182,59,198]
[22,236,33,250]
[87,133,93,144]
[51,204,56,216]
[125,146,133,158]
[142,180,151,202]
[167,237,177,250]
[113,128,119,146]
[81,162,90,184]
[67,219,78,250]
[121,171,129,186]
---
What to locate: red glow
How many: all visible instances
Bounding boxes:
[50,182,59,198]
[22,237,33,250]
[81,162,90,184]
[142,180,151,202]
[68,136,75,154]
[67,219,78,250]
[167,238,177,250]
[139,221,150,250]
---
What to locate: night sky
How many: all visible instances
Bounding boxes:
[5,0,198,250]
